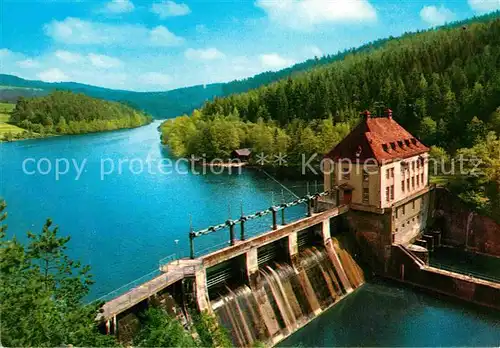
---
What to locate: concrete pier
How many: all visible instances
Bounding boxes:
[99,205,349,325]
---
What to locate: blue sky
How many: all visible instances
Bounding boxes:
[1,0,499,91]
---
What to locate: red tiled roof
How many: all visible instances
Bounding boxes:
[325,114,429,164]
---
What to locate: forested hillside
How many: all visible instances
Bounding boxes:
[9,91,152,138]
[0,44,387,119]
[203,17,499,150]
[162,14,500,219]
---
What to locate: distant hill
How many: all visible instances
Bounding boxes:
[8,90,151,140]
[0,37,407,119]
[3,11,498,120]
[0,74,224,119]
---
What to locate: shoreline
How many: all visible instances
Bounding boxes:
[198,161,247,168]
[0,119,154,143]
[185,159,323,180]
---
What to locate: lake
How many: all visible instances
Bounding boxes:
[1,122,499,345]
[0,121,310,299]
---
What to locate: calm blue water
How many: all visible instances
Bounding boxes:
[2,122,499,346]
[279,280,500,347]
[0,121,310,299]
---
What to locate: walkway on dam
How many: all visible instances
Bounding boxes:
[100,259,200,320]
[99,203,348,321]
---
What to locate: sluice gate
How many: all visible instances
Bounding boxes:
[206,215,365,347]
[257,238,289,267]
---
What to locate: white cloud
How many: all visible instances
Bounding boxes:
[306,45,323,57]
[259,53,295,70]
[151,0,191,18]
[88,53,123,68]
[37,68,70,82]
[44,17,107,45]
[420,5,455,26]
[468,0,500,13]
[44,18,184,47]
[185,47,225,61]
[256,0,377,30]
[0,48,13,57]
[17,59,40,69]
[149,26,185,46]
[104,0,135,13]
[55,50,83,63]
[139,72,171,86]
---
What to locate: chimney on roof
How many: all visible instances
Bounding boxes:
[386,108,393,119]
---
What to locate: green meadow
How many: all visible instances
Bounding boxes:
[0,102,28,141]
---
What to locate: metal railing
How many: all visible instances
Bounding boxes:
[94,188,340,306]
[429,262,500,284]
[188,190,334,259]
[92,268,162,304]
[158,253,177,271]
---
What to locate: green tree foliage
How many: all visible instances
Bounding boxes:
[134,307,197,347]
[161,114,352,165]
[163,16,500,160]
[418,116,437,145]
[192,311,232,348]
[0,201,117,347]
[454,132,500,219]
[134,308,231,348]
[489,107,500,134]
[429,146,450,163]
[161,15,500,220]
[198,16,500,153]
[10,91,152,136]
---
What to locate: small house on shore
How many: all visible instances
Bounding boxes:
[231,148,252,161]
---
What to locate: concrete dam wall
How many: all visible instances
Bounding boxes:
[210,242,364,346]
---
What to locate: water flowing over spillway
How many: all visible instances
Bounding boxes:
[211,243,365,347]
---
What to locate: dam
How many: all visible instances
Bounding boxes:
[96,112,500,345]
[98,190,366,346]
[96,185,500,346]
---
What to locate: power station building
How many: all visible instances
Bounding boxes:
[324,110,431,245]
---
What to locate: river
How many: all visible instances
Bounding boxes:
[1,122,499,345]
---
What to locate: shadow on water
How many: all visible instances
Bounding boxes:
[429,247,500,282]
[278,277,500,347]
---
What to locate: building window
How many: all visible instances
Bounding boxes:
[363,188,369,203]
[390,168,394,178]
[386,169,390,179]
[363,170,369,182]
[417,160,420,169]
[402,205,406,214]
[412,200,416,209]
[407,178,410,191]
[402,180,405,193]
[417,175,420,186]
[396,208,398,219]
[412,161,415,171]
[421,172,424,185]
[386,187,390,202]
[390,185,394,200]
[412,177,415,189]
[342,167,350,180]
